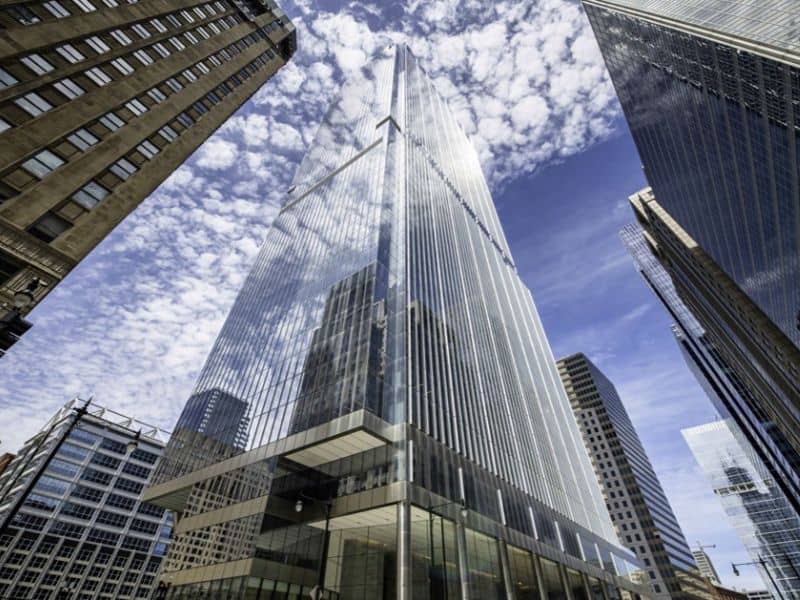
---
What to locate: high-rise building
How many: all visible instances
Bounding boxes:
[143,45,646,599]
[558,352,708,600]
[619,222,800,517]
[745,591,771,600]
[683,419,800,600]
[0,0,296,353]
[583,0,800,459]
[691,549,720,586]
[0,398,173,599]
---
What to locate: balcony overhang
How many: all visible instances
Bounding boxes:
[143,409,399,513]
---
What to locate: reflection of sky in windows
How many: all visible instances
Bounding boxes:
[586,2,800,351]
[161,45,617,543]
[684,419,800,597]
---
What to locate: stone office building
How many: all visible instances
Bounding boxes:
[0,0,295,352]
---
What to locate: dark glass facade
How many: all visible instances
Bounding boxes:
[620,223,800,516]
[145,45,646,598]
[584,0,800,351]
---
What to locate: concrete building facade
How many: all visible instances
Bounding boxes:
[0,0,295,352]
[558,353,709,600]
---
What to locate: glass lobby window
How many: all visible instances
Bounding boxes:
[567,568,589,600]
[324,521,397,599]
[464,528,505,598]
[588,576,606,600]
[508,545,540,600]
[540,558,568,600]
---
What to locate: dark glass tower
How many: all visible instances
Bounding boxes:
[144,45,645,599]
[619,223,800,517]
[558,353,709,600]
[583,0,800,463]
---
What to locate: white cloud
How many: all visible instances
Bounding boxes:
[195,138,239,170]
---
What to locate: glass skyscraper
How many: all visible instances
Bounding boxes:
[619,223,800,517]
[584,0,800,471]
[144,45,645,599]
[683,419,800,599]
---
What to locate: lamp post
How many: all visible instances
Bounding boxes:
[427,498,467,600]
[733,555,785,600]
[294,494,333,600]
[0,399,92,538]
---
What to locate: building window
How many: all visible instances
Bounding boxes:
[21,149,64,179]
[56,43,85,63]
[147,87,166,103]
[28,213,72,244]
[85,66,112,87]
[110,29,132,46]
[42,0,71,18]
[0,67,19,88]
[158,125,178,143]
[72,0,95,12]
[99,112,125,131]
[71,181,109,209]
[6,5,41,25]
[150,17,167,32]
[0,252,22,284]
[67,128,99,151]
[131,23,150,38]
[85,36,111,54]
[136,140,159,159]
[21,53,55,75]
[53,78,85,99]
[110,158,137,180]
[133,49,153,66]
[111,57,134,76]
[124,99,147,116]
[152,43,170,58]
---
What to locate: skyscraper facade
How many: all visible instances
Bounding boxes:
[144,45,645,599]
[0,0,295,352]
[619,222,800,517]
[683,419,800,600]
[0,399,172,599]
[558,353,708,600]
[690,550,719,586]
[584,0,800,459]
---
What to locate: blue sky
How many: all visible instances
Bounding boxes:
[0,0,764,591]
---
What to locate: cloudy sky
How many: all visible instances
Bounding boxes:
[0,0,764,591]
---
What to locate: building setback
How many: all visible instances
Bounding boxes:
[0,399,172,599]
[683,420,800,599]
[0,0,295,353]
[582,0,800,460]
[558,353,709,600]
[144,44,646,599]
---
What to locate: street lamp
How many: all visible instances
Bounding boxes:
[732,555,785,600]
[0,399,91,537]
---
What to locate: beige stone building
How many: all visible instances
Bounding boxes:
[0,0,295,353]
